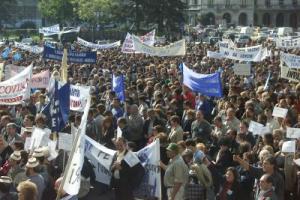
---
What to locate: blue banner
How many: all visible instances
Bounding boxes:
[183,63,223,97]
[112,74,125,102]
[43,45,96,64]
[42,81,70,132]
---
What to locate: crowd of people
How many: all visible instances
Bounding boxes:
[0,32,299,200]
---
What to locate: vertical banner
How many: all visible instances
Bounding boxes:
[61,97,91,196]
[61,49,68,82]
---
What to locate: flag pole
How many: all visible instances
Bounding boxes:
[55,97,91,200]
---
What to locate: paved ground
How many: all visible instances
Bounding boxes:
[80,189,115,200]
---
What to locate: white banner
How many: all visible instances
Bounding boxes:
[14,42,44,54]
[280,52,300,68]
[62,97,90,195]
[280,64,300,82]
[134,139,161,199]
[272,106,288,118]
[39,24,60,36]
[0,64,32,105]
[282,140,296,153]
[31,70,50,88]
[233,63,251,76]
[121,30,156,53]
[207,51,223,59]
[218,46,264,62]
[84,135,116,185]
[29,127,51,150]
[58,133,73,151]
[4,65,26,80]
[77,37,120,50]
[70,85,90,112]
[276,37,300,49]
[132,35,185,57]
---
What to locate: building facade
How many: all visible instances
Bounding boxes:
[186,0,300,28]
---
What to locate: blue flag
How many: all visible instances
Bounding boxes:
[1,48,11,59]
[182,63,223,97]
[42,81,70,132]
[112,74,125,102]
[13,52,22,61]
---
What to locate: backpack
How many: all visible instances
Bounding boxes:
[184,173,206,200]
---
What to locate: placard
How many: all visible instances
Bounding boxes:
[286,127,300,139]
[233,63,251,76]
[281,140,296,153]
[272,107,288,118]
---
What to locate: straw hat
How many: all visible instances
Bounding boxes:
[26,157,39,168]
[0,176,12,184]
[10,151,21,161]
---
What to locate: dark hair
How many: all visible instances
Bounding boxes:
[240,120,249,128]
[185,139,196,147]
[264,156,277,170]
[118,117,127,125]
[170,115,180,124]
[226,167,239,183]
[264,174,274,185]
[263,133,274,146]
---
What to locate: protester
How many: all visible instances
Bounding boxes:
[0,26,300,200]
[17,180,38,200]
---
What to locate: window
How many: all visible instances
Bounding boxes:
[293,0,297,6]
[225,0,231,8]
[194,0,198,5]
[208,0,214,7]
[279,0,284,6]
[241,0,247,7]
[265,0,271,7]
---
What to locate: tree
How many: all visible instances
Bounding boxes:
[142,0,186,34]
[38,0,77,25]
[0,0,17,28]
[72,0,114,24]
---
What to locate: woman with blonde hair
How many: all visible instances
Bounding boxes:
[17,181,38,200]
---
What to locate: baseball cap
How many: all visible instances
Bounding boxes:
[166,143,179,153]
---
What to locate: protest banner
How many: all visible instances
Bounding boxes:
[121,30,156,53]
[58,133,73,151]
[132,35,186,57]
[31,70,50,88]
[280,52,300,68]
[4,65,26,80]
[272,106,288,118]
[43,46,97,64]
[207,51,223,59]
[281,64,300,82]
[233,63,251,76]
[60,97,90,196]
[70,85,90,112]
[134,139,161,199]
[39,24,60,36]
[182,63,223,97]
[77,37,121,50]
[84,135,116,185]
[0,64,32,105]
[217,46,264,62]
[14,42,44,54]
[29,127,51,150]
[282,140,296,153]
[276,37,300,49]
[249,121,270,135]
[286,127,300,139]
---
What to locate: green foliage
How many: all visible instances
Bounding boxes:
[38,0,76,24]
[0,0,17,27]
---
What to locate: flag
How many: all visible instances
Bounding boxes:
[61,48,68,82]
[112,74,125,102]
[60,96,91,195]
[134,139,161,199]
[42,81,70,132]
[183,63,223,97]
[1,48,11,59]
[13,52,22,61]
